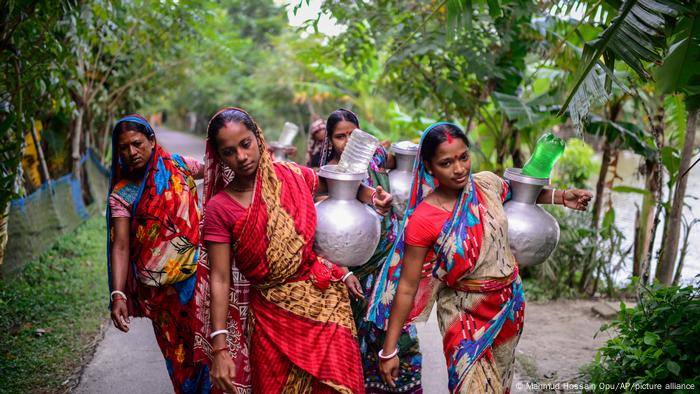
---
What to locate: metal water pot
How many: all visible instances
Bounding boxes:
[314,165,381,267]
[269,142,290,162]
[503,168,560,267]
[388,141,419,219]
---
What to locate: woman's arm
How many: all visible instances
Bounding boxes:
[537,188,593,211]
[379,244,430,388]
[357,184,393,215]
[207,241,238,393]
[385,152,396,170]
[110,218,131,332]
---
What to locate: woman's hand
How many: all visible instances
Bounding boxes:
[562,189,593,211]
[372,186,393,216]
[379,356,400,388]
[211,351,237,392]
[344,273,364,300]
[110,299,130,332]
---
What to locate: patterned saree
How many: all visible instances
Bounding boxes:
[367,123,526,393]
[106,115,207,393]
[194,108,364,394]
[319,129,422,393]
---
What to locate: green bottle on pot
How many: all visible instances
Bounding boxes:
[521,133,566,179]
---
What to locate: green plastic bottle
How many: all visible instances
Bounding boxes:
[522,133,566,179]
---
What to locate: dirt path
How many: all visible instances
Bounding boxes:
[512,300,617,393]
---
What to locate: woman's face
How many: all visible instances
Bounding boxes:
[117,130,154,171]
[215,121,261,177]
[330,120,356,157]
[426,138,471,190]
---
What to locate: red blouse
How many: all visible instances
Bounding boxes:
[405,201,452,248]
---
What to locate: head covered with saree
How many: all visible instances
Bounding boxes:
[106,114,200,313]
[305,117,326,168]
[366,122,516,329]
[193,107,363,393]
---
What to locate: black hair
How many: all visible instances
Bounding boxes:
[320,108,360,165]
[326,108,359,135]
[115,120,153,140]
[420,123,470,163]
[207,108,259,150]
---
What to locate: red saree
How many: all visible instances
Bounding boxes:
[194,110,364,394]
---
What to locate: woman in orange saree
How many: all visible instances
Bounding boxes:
[193,108,388,393]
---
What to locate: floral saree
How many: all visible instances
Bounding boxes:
[106,115,207,393]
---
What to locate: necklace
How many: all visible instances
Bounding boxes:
[435,193,454,213]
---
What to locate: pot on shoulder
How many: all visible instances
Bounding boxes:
[314,165,381,267]
[503,168,560,267]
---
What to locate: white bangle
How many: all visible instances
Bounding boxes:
[110,290,127,301]
[551,188,556,205]
[342,271,354,282]
[378,346,399,360]
[210,329,228,339]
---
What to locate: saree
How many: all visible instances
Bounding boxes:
[106,115,208,393]
[367,122,525,393]
[193,108,364,394]
[320,143,421,393]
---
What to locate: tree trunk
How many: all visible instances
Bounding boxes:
[0,204,10,271]
[673,219,698,285]
[71,108,84,178]
[591,139,612,229]
[29,119,51,184]
[633,158,660,277]
[656,108,698,285]
[100,115,113,162]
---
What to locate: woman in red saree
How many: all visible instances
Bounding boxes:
[371,123,593,393]
[193,108,392,393]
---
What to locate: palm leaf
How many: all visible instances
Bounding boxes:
[560,0,686,120]
[655,6,700,109]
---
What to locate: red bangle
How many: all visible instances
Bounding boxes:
[212,346,228,354]
[112,296,127,303]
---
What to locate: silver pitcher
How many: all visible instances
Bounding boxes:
[388,141,419,219]
[314,165,381,267]
[269,142,290,162]
[503,168,560,267]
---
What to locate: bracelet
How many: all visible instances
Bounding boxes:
[551,188,556,205]
[210,329,228,339]
[342,271,354,282]
[112,295,127,303]
[110,290,127,301]
[211,345,228,354]
[378,346,399,360]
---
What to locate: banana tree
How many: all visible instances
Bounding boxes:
[654,4,700,285]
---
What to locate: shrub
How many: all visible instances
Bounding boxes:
[586,282,700,392]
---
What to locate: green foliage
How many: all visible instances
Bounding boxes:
[560,0,687,120]
[0,216,108,393]
[552,138,599,189]
[586,282,700,390]
[654,1,700,110]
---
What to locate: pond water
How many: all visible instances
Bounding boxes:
[603,151,699,283]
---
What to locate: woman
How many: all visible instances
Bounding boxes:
[305,117,326,168]
[193,108,393,393]
[107,115,208,393]
[371,123,593,393]
[320,109,421,393]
